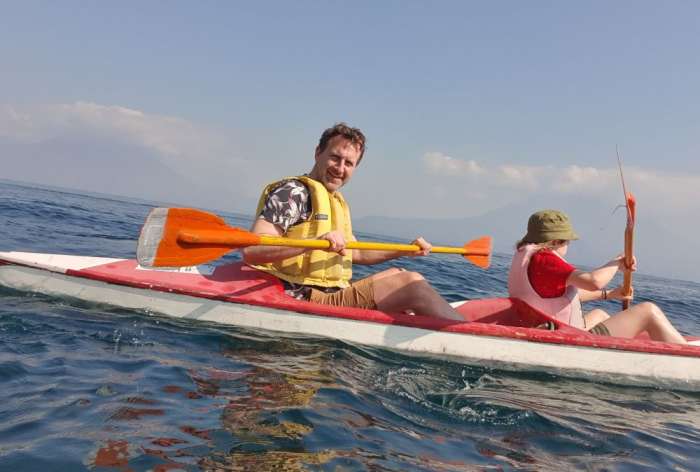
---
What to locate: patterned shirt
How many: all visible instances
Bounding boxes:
[258,178,340,300]
[259,179,312,233]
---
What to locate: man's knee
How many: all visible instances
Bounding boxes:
[378,270,425,291]
[396,270,425,285]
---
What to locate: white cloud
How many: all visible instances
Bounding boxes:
[423,152,483,176]
[627,167,700,212]
[0,102,237,167]
[0,102,265,210]
[420,151,700,214]
[494,164,547,189]
[553,165,617,193]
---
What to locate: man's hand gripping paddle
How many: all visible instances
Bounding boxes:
[137,208,492,269]
[618,152,636,310]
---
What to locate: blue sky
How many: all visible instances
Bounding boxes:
[2,1,699,279]
[4,1,698,165]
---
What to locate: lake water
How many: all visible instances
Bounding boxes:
[1,180,699,470]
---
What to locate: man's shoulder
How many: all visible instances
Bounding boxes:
[268,178,310,195]
[260,178,313,229]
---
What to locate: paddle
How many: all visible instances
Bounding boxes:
[617,153,636,310]
[137,207,492,269]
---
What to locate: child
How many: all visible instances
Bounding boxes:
[508,210,687,344]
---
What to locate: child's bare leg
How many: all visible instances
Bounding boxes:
[584,309,610,330]
[601,302,686,344]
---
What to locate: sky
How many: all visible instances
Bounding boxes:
[1,1,699,280]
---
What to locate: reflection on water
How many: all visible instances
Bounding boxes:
[82,333,700,471]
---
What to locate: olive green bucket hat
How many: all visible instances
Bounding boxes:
[522,209,579,243]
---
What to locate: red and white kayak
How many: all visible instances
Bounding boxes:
[1,251,699,390]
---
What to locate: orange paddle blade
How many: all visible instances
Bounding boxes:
[626,192,636,226]
[137,208,260,267]
[463,236,492,269]
[622,192,636,309]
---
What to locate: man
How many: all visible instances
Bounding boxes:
[242,123,463,320]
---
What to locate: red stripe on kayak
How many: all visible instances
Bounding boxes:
[40,258,700,359]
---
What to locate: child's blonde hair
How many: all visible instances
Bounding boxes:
[515,239,567,250]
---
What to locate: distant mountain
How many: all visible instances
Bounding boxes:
[354,195,698,282]
[0,135,200,206]
[354,195,611,253]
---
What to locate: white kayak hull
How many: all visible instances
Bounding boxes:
[1,251,700,391]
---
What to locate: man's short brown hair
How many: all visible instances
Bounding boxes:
[317,123,366,162]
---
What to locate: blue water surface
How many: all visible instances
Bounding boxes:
[1,180,699,471]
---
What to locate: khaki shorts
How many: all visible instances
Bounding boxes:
[309,277,376,310]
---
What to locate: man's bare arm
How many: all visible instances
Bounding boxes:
[241,218,307,265]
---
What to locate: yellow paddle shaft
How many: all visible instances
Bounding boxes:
[178,230,486,256]
[261,236,480,255]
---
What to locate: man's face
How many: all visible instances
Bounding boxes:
[312,136,362,192]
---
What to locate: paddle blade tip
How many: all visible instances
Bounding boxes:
[137,207,169,267]
[463,236,492,269]
[626,192,636,221]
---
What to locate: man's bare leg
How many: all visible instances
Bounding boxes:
[370,270,464,321]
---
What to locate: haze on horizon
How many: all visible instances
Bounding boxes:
[1,2,699,281]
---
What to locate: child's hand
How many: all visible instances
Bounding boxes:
[608,285,633,301]
[611,254,637,271]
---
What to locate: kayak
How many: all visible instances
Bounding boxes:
[1,251,700,391]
